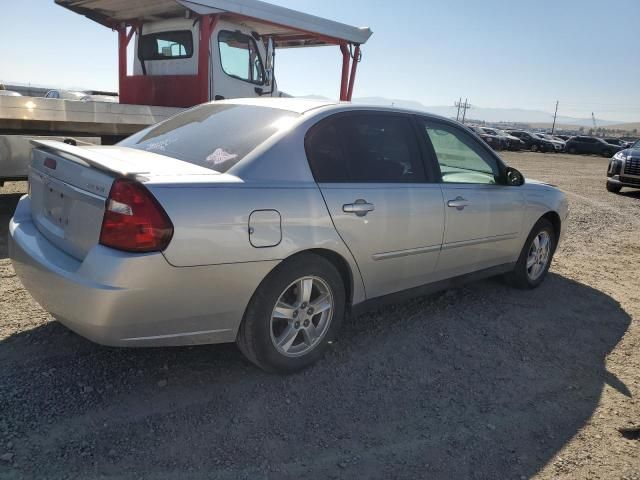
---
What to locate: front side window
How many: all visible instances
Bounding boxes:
[139,30,193,60]
[118,104,298,173]
[306,114,425,183]
[422,122,500,184]
[218,31,264,84]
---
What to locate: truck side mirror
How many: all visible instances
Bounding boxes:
[265,37,275,88]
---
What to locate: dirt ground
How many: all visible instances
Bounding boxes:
[0,152,638,479]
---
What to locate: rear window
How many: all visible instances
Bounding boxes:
[139,30,193,60]
[118,104,299,172]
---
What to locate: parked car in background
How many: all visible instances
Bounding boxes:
[537,133,566,152]
[604,137,632,149]
[606,139,640,193]
[565,136,623,157]
[555,135,571,141]
[507,130,556,152]
[480,127,525,150]
[9,98,568,373]
[467,125,506,150]
[44,89,118,103]
[0,90,22,97]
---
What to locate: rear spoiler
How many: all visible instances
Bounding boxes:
[30,139,145,177]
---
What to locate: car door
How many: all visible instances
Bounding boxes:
[418,118,525,280]
[210,23,267,100]
[305,112,445,299]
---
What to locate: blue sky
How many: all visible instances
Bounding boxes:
[1,0,639,121]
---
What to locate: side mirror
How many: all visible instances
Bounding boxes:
[264,37,275,87]
[505,167,525,186]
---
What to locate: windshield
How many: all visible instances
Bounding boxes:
[633,139,640,149]
[119,104,299,172]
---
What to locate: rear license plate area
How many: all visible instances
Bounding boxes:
[44,185,68,227]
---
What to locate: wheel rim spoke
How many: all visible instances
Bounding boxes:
[533,236,540,249]
[526,255,537,269]
[276,326,299,352]
[273,301,296,320]
[301,325,319,346]
[310,294,332,314]
[298,278,313,305]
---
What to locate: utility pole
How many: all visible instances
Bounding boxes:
[551,100,559,134]
[592,112,597,135]
[455,97,462,121]
[461,98,471,124]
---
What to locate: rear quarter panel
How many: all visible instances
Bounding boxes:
[149,182,366,304]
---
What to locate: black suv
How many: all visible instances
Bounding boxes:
[565,136,623,157]
[507,130,555,152]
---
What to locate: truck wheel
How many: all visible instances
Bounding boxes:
[504,218,556,289]
[606,181,622,193]
[237,253,345,373]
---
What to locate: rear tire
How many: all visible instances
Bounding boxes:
[606,181,622,193]
[602,149,613,158]
[504,218,556,289]
[237,253,345,373]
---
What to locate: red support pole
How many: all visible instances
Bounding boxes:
[346,45,360,101]
[198,14,219,103]
[339,43,350,101]
[118,26,127,97]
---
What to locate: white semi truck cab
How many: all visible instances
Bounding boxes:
[0,0,372,182]
[132,17,278,102]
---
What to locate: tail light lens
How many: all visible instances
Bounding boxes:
[99,178,173,253]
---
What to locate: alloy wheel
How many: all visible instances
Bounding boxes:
[270,276,334,357]
[526,231,551,281]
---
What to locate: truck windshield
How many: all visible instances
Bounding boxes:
[118,104,299,173]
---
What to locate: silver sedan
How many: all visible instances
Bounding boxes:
[10,98,568,372]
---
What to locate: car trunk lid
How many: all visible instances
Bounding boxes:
[28,140,217,260]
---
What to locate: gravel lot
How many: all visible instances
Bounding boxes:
[0,152,638,479]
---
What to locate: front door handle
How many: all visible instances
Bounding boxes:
[447,196,471,210]
[343,199,375,217]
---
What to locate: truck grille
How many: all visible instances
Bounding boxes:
[624,158,640,176]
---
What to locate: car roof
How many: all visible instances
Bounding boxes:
[212,97,459,123]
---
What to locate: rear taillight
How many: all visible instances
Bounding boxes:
[99,179,173,253]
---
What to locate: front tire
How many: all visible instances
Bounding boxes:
[531,144,539,152]
[504,218,556,289]
[568,146,577,154]
[237,253,345,373]
[606,181,622,193]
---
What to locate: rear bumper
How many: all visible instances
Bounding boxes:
[9,196,279,347]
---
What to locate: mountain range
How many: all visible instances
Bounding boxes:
[304,95,627,127]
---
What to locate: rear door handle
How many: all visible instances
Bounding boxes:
[343,199,375,217]
[447,196,471,210]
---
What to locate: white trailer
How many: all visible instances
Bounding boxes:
[0,0,372,184]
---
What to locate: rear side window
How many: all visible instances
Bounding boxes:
[118,104,298,173]
[218,31,264,85]
[305,114,425,183]
[139,30,193,60]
